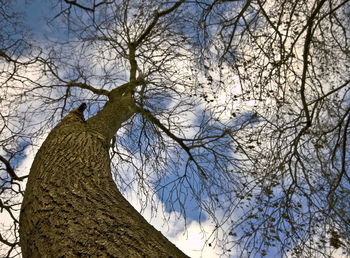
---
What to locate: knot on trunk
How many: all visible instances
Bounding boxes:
[69,103,87,121]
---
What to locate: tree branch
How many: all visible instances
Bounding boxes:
[0,233,15,248]
[66,81,110,96]
[300,0,327,126]
[308,79,350,105]
[0,155,27,181]
[135,0,185,47]
[63,0,113,12]
[136,106,208,179]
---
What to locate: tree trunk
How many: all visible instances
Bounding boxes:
[19,91,188,257]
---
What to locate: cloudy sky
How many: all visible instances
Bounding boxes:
[1,1,349,258]
[1,1,230,257]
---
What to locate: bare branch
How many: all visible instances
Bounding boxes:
[0,155,27,181]
[135,0,185,47]
[136,106,208,179]
[63,0,113,12]
[300,0,327,126]
[66,81,110,96]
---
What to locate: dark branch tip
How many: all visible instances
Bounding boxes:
[77,103,87,113]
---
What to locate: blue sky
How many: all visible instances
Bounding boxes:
[4,1,232,257]
[4,1,349,257]
[14,1,49,32]
[1,2,277,256]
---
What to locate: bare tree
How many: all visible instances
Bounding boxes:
[0,0,349,257]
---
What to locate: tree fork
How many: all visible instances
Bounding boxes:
[19,98,188,257]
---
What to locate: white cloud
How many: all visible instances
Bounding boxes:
[125,184,232,258]
[168,220,225,258]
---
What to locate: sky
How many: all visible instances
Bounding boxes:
[14,0,48,32]
[1,1,349,258]
[1,1,230,257]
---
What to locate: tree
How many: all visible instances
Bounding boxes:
[1,0,349,257]
[19,101,188,257]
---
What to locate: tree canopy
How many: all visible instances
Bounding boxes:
[1,0,349,257]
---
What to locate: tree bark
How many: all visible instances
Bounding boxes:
[19,91,188,257]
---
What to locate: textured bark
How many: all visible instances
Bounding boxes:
[19,92,188,257]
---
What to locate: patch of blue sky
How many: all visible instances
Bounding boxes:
[13,0,106,43]
[149,110,243,222]
[9,139,30,169]
[0,137,30,188]
[12,0,54,39]
[154,163,209,223]
[231,110,260,127]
